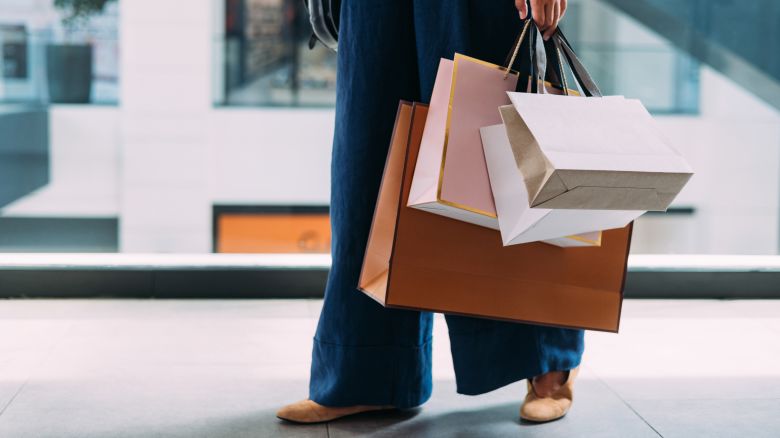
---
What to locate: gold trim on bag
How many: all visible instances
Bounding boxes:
[433,53,578,220]
[433,37,583,247]
[436,53,520,219]
[562,232,603,246]
[429,23,596,246]
[434,21,534,219]
[504,19,533,80]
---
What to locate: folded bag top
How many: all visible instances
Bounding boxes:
[497,21,694,212]
[504,95,694,213]
[481,116,644,247]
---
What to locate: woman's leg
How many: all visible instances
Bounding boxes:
[308,0,434,410]
[410,0,585,396]
[303,0,583,414]
[445,316,583,395]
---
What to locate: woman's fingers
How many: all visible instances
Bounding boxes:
[543,1,561,40]
[516,0,528,19]
[543,1,554,29]
[528,0,568,39]
[532,0,546,28]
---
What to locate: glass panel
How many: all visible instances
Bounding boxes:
[0,1,119,105]
[0,0,121,253]
[567,0,778,255]
[0,0,778,258]
[217,0,337,107]
[565,0,699,114]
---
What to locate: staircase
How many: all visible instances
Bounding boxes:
[600,0,780,110]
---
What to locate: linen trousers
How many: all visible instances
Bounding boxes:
[310,0,584,409]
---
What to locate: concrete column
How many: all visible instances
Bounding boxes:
[118,0,215,252]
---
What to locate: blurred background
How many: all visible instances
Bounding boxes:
[1,1,779,437]
[0,0,778,263]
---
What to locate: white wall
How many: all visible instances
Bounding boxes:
[116,0,334,252]
[631,66,780,254]
[0,105,119,218]
[209,108,333,205]
[118,0,214,252]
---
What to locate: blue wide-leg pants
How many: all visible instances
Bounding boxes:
[310,0,584,409]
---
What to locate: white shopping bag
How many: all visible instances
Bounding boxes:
[504,92,693,211]
[481,122,644,246]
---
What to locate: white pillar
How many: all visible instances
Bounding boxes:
[118,0,215,252]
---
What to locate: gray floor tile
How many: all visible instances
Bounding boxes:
[601,377,780,401]
[618,299,780,319]
[618,299,724,318]
[1,298,779,437]
[0,319,72,410]
[0,320,70,354]
[43,317,316,368]
[328,379,659,438]
[584,317,780,385]
[0,377,325,438]
[689,300,780,319]
[0,356,38,414]
[0,382,24,416]
[763,319,780,334]
[627,399,780,438]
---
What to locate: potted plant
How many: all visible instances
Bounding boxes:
[46,0,114,103]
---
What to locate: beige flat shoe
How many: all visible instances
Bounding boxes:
[520,367,579,423]
[276,399,395,424]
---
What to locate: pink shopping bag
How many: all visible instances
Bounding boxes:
[407,52,599,247]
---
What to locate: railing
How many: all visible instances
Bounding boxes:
[1,253,779,299]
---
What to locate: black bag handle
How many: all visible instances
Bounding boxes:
[504,19,601,97]
[555,30,602,97]
[527,22,548,94]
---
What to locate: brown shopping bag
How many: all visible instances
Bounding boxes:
[358,101,633,332]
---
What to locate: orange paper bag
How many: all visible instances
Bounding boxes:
[358,101,632,332]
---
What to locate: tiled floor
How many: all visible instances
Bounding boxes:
[0,299,779,437]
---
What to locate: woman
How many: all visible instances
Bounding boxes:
[278,0,579,424]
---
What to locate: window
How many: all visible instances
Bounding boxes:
[0,0,119,105]
[217,0,337,107]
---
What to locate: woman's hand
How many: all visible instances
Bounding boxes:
[515,0,567,40]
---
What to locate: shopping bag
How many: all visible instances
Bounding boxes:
[501,31,693,212]
[407,54,516,228]
[407,52,579,227]
[359,101,632,332]
[406,53,597,247]
[482,113,644,246]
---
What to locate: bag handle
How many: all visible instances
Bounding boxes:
[531,25,550,94]
[504,19,602,97]
[555,30,602,97]
[503,19,533,80]
[503,19,551,95]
